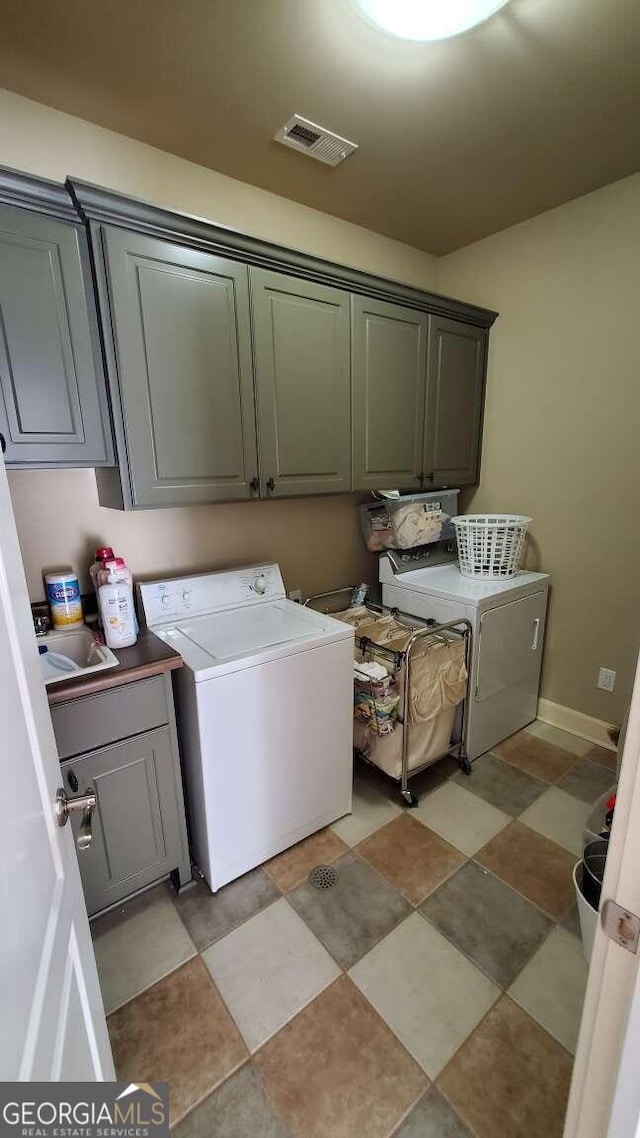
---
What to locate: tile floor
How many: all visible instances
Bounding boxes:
[91,723,617,1136]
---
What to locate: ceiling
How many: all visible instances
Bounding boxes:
[0,0,639,254]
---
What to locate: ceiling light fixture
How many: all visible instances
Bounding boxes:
[353,0,511,41]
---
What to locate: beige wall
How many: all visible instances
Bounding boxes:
[0,88,438,606]
[438,174,640,722]
[8,469,373,604]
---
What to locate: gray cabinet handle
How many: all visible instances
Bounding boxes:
[266,477,275,492]
[55,786,97,850]
[531,618,541,651]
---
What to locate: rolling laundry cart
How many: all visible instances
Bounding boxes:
[305,590,471,806]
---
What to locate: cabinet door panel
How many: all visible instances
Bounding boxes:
[476,591,547,704]
[61,727,183,916]
[352,296,427,490]
[251,269,351,496]
[102,228,258,507]
[424,316,486,487]
[0,206,111,465]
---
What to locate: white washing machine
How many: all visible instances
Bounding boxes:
[139,564,354,892]
[379,555,549,760]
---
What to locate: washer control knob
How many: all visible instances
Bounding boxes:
[161,594,171,607]
[253,574,267,596]
[182,590,192,603]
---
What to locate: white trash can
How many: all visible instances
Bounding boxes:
[573,861,598,962]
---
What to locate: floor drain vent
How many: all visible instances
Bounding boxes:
[308,864,339,890]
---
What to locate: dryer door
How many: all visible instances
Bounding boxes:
[476,590,547,704]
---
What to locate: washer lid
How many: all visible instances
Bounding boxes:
[157,599,353,678]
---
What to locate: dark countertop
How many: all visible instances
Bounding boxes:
[46,629,183,706]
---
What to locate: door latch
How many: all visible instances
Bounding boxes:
[55,787,97,851]
[601,900,640,954]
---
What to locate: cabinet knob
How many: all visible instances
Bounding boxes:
[425,471,434,483]
[249,477,259,493]
[266,477,275,492]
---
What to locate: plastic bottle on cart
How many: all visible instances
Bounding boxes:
[98,562,137,649]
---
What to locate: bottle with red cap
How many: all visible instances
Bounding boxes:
[89,547,115,595]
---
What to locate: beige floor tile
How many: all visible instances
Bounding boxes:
[350,912,499,1078]
[415,781,510,856]
[526,720,594,757]
[264,827,348,891]
[331,774,401,846]
[584,743,618,771]
[91,883,196,1014]
[255,976,427,1138]
[108,956,247,1126]
[509,926,588,1054]
[475,822,576,920]
[439,996,573,1138]
[202,898,339,1051]
[519,787,591,856]
[493,729,578,782]
[357,814,465,905]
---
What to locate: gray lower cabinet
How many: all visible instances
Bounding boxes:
[423,315,487,487]
[0,201,112,466]
[52,673,191,917]
[96,227,258,508]
[352,295,428,491]
[250,269,351,496]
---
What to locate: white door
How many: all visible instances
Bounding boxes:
[564,650,640,1137]
[0,456,113,1080]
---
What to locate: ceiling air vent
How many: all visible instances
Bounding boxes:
[273,115,358,167]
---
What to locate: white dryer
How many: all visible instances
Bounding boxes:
[139,564,354,891]
[379,556,549,761]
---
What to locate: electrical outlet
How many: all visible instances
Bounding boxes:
[288,589,302,604]
[598,667,616,692]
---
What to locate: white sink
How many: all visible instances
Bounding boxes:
[38,627,119,687]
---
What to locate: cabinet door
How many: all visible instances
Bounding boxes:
[102,227,258,507]
[60,727,186,917]
[0,205,112,466]
[250,269,351,496]
[352,295,427,491]
[423,316,486,487]
[476,591,547,705]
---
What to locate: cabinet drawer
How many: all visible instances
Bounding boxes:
[52,675,168,759]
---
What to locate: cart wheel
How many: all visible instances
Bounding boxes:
[401,790,419,808]
[459,757,472,776]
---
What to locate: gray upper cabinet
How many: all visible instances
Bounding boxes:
[0,201,112,466]
[98,227,258,508]
[66,178,496,507]
[423,316,487,487]
[250,269,351,496]
[352,296,428,491]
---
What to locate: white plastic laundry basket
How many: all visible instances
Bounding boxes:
[453,514,531,579]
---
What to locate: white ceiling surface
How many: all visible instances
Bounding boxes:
[0,0,638,252]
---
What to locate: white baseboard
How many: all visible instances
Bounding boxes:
[537,697,617,751]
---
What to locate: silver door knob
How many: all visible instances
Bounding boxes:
[55,787,97,851]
